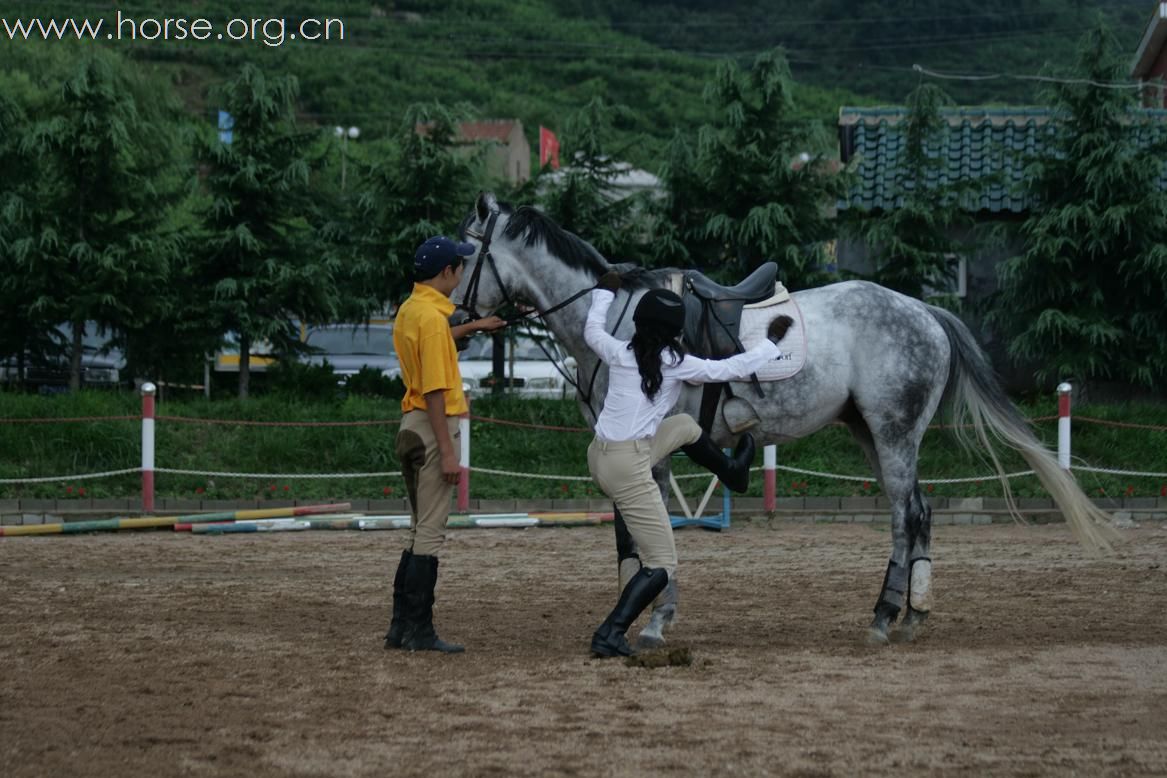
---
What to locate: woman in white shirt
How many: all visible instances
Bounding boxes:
[585,271,793,657]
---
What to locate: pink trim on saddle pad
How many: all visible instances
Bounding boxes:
[737,298,807,382]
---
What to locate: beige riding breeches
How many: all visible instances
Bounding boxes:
[396,410,461,556]
[586,414,702,576]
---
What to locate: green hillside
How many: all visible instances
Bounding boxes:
[0,0,865,168]
[0,1,1151,163]
[594,0,1149,103]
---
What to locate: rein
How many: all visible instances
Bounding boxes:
[461,207,597,325]
[458,207,627,421]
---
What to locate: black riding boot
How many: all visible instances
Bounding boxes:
[400,554,464,654]
[591,567,669,658]
[682,431,755,493]
[384,548,412,649]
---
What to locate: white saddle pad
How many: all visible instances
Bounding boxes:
[737,296,806,382]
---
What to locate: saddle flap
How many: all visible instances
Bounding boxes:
[681,263,780,359]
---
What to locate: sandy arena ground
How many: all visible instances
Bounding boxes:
[1,521,1165,777]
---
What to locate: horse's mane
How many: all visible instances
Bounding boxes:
[501,205,610,278]
[460,201,668,290]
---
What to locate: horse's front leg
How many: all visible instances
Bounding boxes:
[612,508,676,648]
[612,463,679,650]
[870,476,936,644]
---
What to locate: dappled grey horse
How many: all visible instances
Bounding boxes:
[454,192,1117,646]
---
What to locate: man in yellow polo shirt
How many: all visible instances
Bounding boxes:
[385,235,506,653]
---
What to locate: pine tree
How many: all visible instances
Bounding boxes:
[25,51,184,391]
[842,83,976,303]
[353,102,483,310]
[992,25,1167,390]
[657,49,848,287]
[0,73,51,387]
[199,65,340,398]
[537,97,656,264]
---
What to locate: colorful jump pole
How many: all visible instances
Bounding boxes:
[1057,382,1072,471]
[457,392,471,512]
[763,444,777,512]
[0,503,352,537]
[141,381,156,514]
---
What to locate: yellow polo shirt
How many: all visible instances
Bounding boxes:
[393,283,468,416]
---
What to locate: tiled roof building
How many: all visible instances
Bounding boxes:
[837,106,1167,215]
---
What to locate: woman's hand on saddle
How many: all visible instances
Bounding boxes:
[767,315,794,345]
[596,271,622,292]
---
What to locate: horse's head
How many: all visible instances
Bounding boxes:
[453,192,522,320]
[455,191,618,321]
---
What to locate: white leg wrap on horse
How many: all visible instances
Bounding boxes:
[909,558,932,612]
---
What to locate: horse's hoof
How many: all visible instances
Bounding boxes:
[865,627,890,646]
[891,625,916,643]
[635,632,666,650]
[892,610,929,643]
[651,603,677,628]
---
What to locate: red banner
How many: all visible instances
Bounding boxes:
[539,126,560,170]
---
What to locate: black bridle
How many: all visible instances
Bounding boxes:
[456,208,500,323]
[457,206,632,421]
[459,207,597,326]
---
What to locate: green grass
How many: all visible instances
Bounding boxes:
[0,390,1165,503]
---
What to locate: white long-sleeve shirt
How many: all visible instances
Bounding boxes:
[585,289,782,442]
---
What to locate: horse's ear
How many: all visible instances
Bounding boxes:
[476,191,497,221]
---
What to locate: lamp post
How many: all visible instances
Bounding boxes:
[335,125,360,191]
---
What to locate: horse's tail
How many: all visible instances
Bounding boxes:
[926,305,1118,554]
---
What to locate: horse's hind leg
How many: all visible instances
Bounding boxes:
[894,484,933,643]
[864,432,933,646]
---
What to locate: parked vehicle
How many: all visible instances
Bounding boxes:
[458,332,575,399]
[299,324,400,381]
[213,321,308,373]
[0,322,125,391]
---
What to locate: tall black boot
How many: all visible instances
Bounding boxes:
[400,554,464,654]
[383,548,412,649]
[591,567,669,658]
[681,431,755,493]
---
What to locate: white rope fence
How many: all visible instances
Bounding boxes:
[0,467,141,485]
[0,463,1160,485]
[1,384,1164,511]
[155,468,405,479]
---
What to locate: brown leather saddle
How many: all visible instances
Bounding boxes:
[680,262,779,432]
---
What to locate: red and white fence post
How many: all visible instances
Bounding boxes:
[141,381,157,513]
[457,391,471,512]
[763,443,777,512]
[1057,382,1072,472]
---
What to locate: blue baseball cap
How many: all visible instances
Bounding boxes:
[414,235,475,280]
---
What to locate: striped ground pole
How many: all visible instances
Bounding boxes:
[141,381,156,514]
[0,503,352,537]
[1057,382,1072,471]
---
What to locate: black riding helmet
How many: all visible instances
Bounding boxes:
[633,288,685,335]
